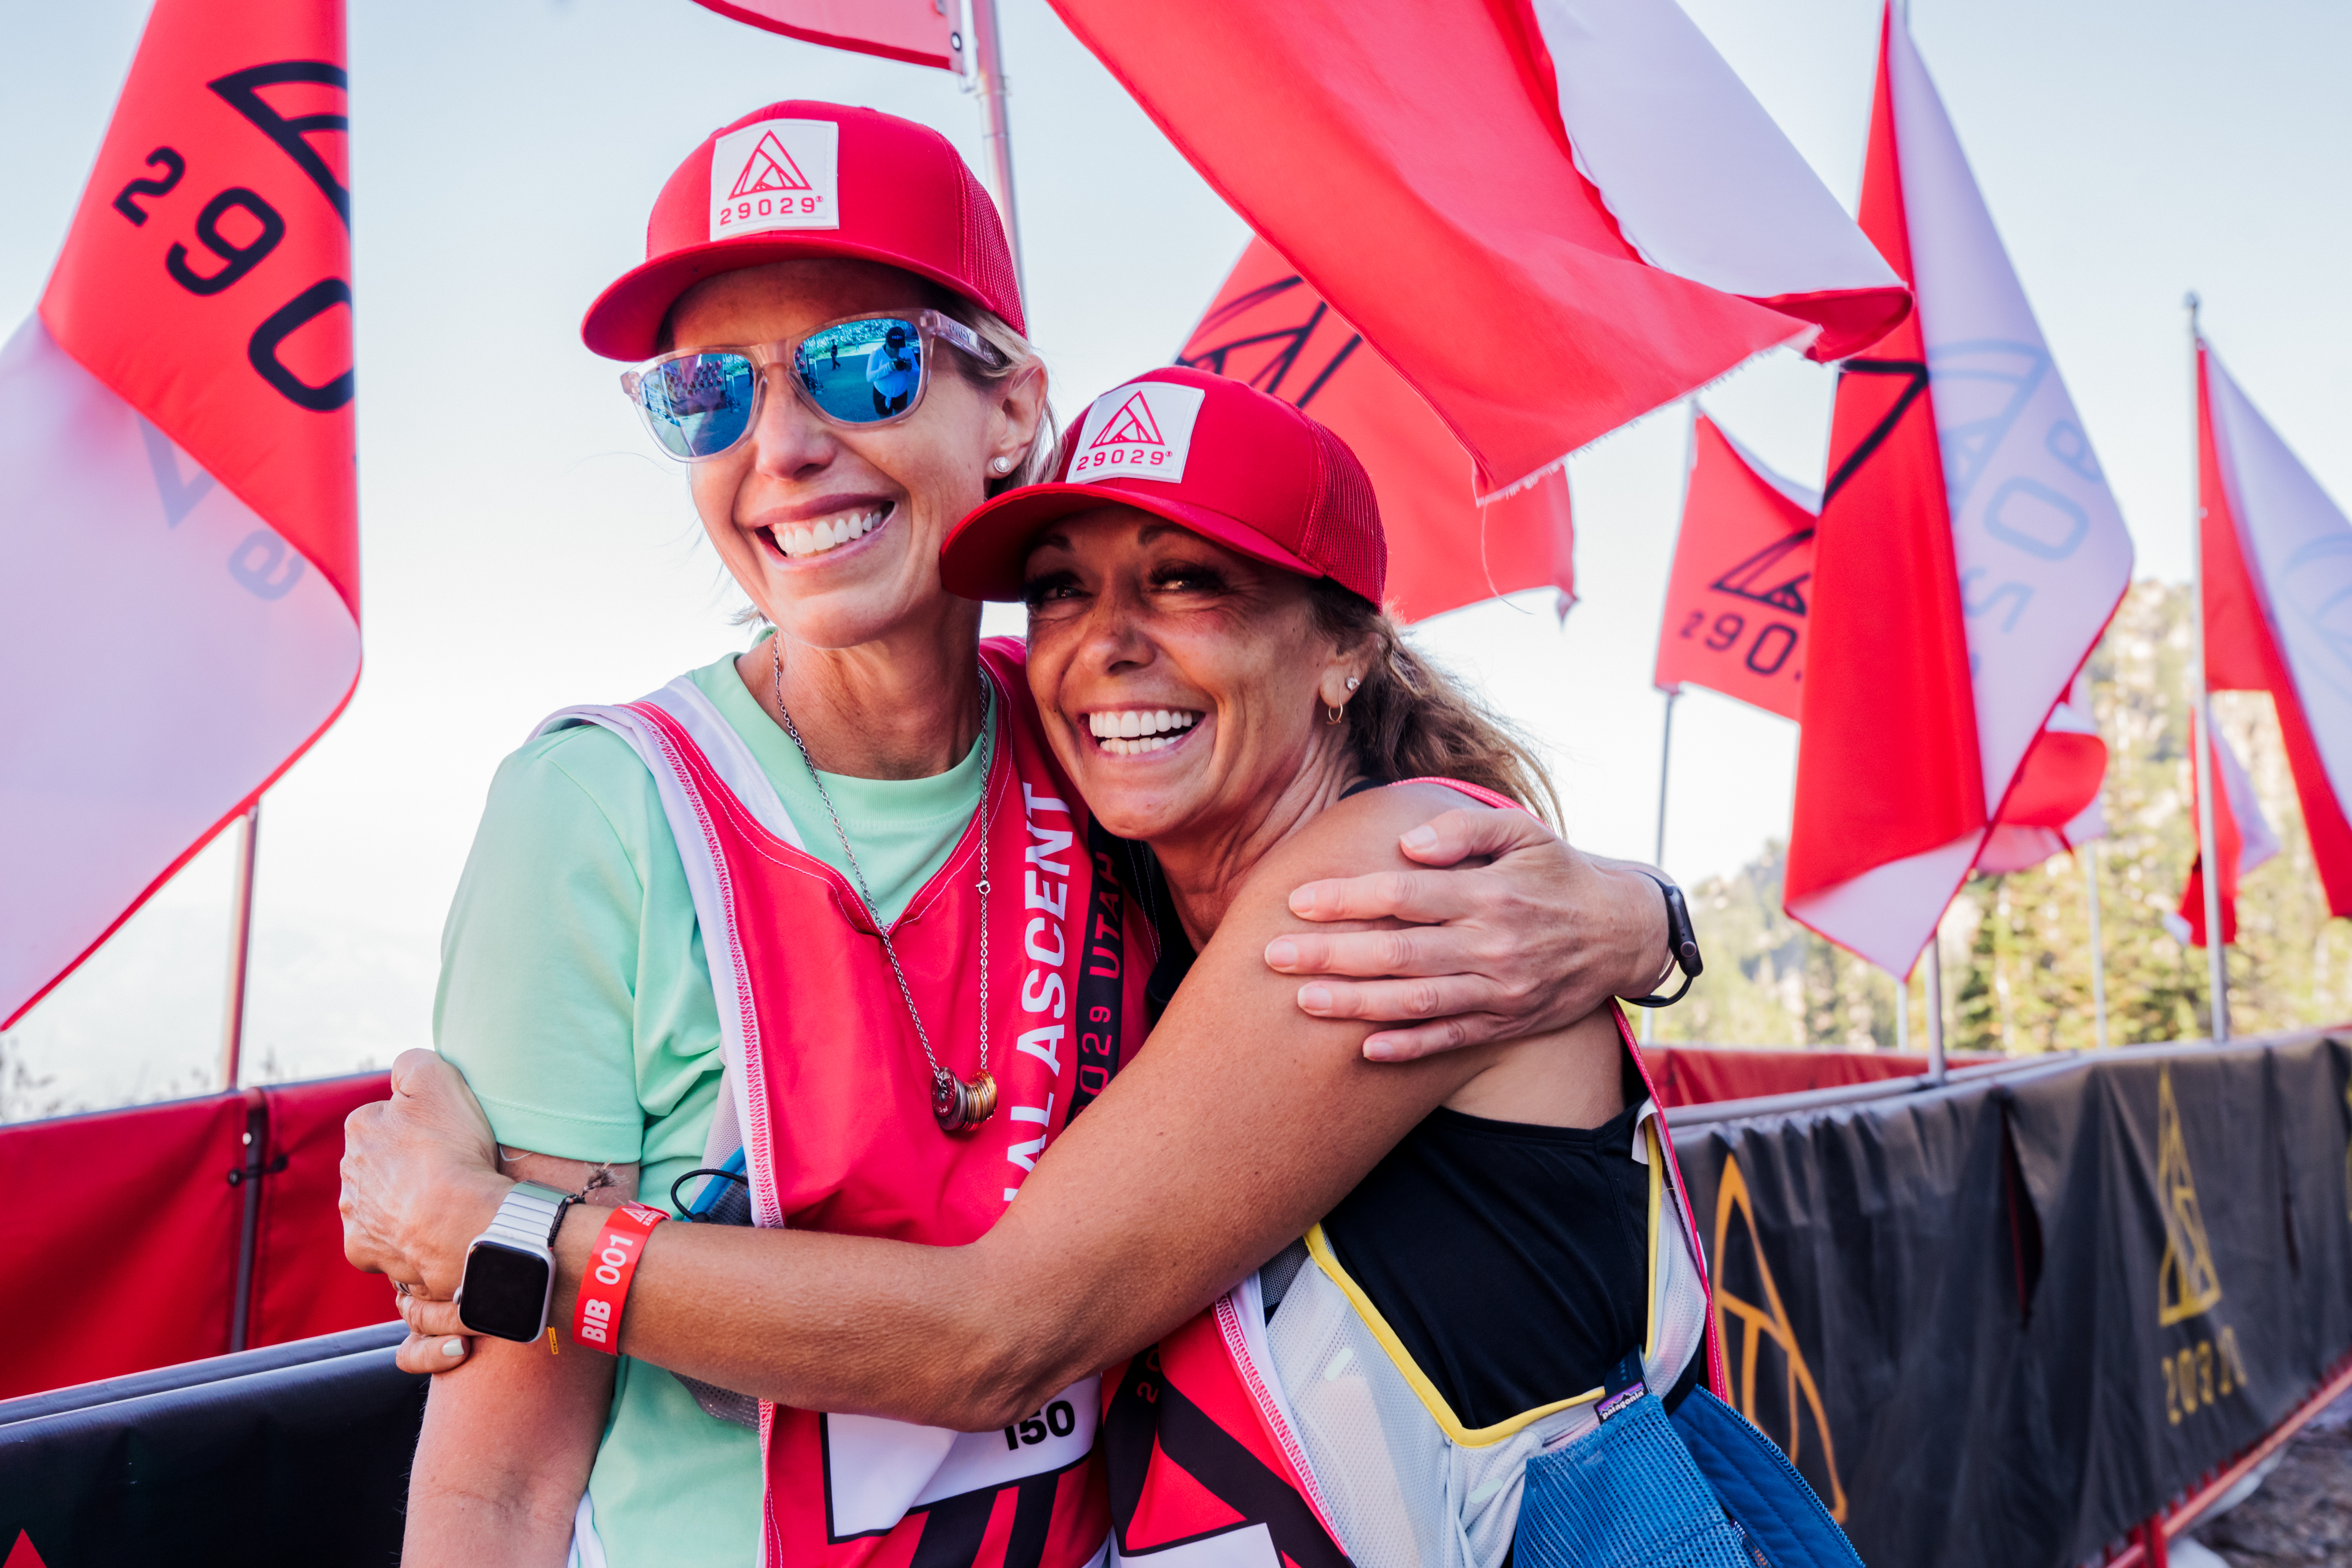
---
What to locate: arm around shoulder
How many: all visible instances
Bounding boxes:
[1273,795,1677,1058]
[466,791,1500,1433]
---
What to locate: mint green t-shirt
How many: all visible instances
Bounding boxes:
[435,652,994,1568]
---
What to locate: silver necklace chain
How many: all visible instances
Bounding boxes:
[770,642,995,1103]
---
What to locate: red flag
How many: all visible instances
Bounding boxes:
[1177,239,1574,623]
[2173,712,2281,948]
[687,0,964,70]
[1,0,360,1025]
[2196,340,2352,916]
[1657,411,2109,874]
[1975,675,2108,874]
[1782,4,2132,976]
[1653,415,1814,720]
[1048,0,1909,498]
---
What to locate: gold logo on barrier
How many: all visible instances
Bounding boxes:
[2155,1067,2224,1327]
[1709,1156,1850,1523]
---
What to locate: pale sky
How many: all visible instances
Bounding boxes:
[4,0,2348,1108]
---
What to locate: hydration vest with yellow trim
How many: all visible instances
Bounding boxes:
[1099,781,1725,1568]
[540,638,1155,1568]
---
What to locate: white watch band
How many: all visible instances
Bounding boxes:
[484,1181,566,1250]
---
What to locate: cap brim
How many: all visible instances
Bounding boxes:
[582,234,1016,361]
[940,482,1323,603]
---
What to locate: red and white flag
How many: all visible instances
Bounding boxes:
[687,0,963,70]
[1655,414,2107,872]
[2195,339,2352,917]
[0,0,360,1027]
[1783,3,2134,976]
[1178,239,1576,623]
[1975,674,2109,875]
[1653,414,1816,720]
[2169,712,2281,948]
[1050,0,1911,498]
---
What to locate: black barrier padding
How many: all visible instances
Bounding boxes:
[0,1321,407,1428]
[2004,1043,2334,1564]
[2270,1039,2352,1386]
[0,1344,423,1566]
[1674,1036,2352,1568]
[1673,1080,2031,1568]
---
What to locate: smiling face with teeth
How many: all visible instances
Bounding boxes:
[670,260,1045,658]
[1024,506,1374,893]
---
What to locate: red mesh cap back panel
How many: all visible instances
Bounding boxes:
[1298,420,1387,606]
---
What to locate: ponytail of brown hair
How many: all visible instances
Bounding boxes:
[1309,579,1562,829]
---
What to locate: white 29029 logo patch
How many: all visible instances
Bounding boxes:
[709,119,839,239]
[1069,381,1206,484]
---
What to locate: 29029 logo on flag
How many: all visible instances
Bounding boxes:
[1069,380,1204,483]
[1,0,362,1027]
[709,118,839,237]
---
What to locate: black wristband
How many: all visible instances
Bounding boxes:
[547,1166,616,1246]
[1622,872,1703,1009]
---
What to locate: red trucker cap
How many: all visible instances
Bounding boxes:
[940,366,1387,605]
[581,101,1023,361]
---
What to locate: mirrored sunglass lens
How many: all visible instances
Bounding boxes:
[796,319,924,423]
[638,353,757,458]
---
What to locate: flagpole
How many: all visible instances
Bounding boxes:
[1923,928,1946,1086]
[1642,688,1678,1045]
[220,800,260,1090]
[2083,842,2109,1048]
[967,0,1025,301]
[2186,292,2229,1043]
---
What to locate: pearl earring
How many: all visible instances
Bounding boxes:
[990,456,1015,474]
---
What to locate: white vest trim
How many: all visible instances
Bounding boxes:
[1238,1109,1708,1568]
[534,677,804,1217]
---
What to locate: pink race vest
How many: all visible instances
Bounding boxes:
[548,638,1152,1568]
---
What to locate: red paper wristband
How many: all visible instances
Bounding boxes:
[573,1201,667,1354]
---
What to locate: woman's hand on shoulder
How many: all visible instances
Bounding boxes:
[341,1050,516,1297]
[1263,800,1673,1060]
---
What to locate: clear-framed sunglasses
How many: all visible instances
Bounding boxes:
[621,308,1000,462]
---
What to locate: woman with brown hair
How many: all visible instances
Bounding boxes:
[345,367,1718,1568]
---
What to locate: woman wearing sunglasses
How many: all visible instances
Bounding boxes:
[383,103,1683,1568]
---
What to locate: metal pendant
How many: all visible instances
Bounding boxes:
[932,1068,998,1134]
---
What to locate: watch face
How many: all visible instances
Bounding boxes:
[459,1240,552,1342]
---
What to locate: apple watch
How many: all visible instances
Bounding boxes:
[455,1181,568,1342]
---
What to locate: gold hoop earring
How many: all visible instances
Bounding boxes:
[1325,704,1345,725]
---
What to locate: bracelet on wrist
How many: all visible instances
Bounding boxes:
[574,1202,667,1353]
[1622,871,1703,1009]
[546,1164,616,1248]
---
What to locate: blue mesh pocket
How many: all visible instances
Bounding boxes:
[1670,1388,1864,1568]
[1515,1394,1757,1568]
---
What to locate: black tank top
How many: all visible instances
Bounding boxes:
[1318,1080,1695,1431]
[1119,825,1694,1429]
